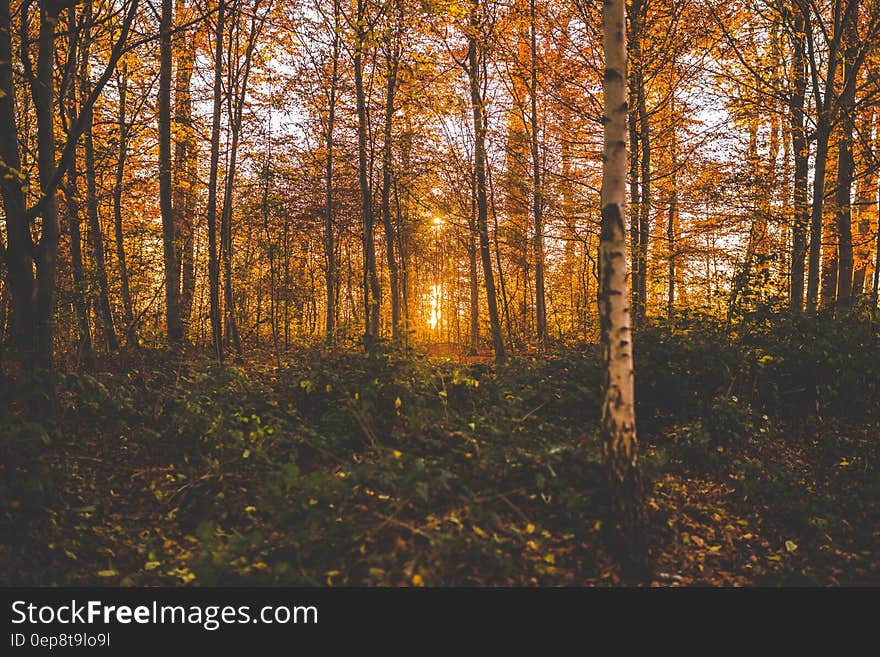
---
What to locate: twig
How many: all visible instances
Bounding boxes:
[518,401,548,423]
[369,511,432,540]
[499,494,531,524]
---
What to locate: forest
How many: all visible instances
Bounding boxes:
[0,0,879,587]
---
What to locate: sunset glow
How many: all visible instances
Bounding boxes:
[428,284,442,330]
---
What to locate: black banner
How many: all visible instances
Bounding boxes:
[0,587,869,651]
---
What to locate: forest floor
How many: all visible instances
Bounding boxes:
[1,343,878,586]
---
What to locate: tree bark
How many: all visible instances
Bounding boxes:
[852,98,875,296]
[81,0,118,351]
[804,0,842,314]
[529,0,546,348]
[833,0,859,305]
[219,0,264,361]
[354,0,381,349]
[32,3,63,368]
[0,0,36,360]
[468,0,505,361]
[468,179,480,355]
[636,73,650,321]
[159,0,183,343]
[381,0,402,343]
[790,11,808,311]
[667,128,678,319]
[63,7,93,364]
[324,0,340,343]
[628,93,640,321]
[205,0,225,361]
[600,0,641,565]
[113,62,134,328]
[627,0,648,324]
[173,0,198,332]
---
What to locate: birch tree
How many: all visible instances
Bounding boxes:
[599,0,641,560]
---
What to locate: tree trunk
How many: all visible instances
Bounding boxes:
[529,0,546,348]
[324,0,340,344]
[84,113,118,351]
[468,181,480,355]
[354,0,381,349]
[159,0,183,343]
[381,1,402,343]
[469,0,505,361]
[821,136,840,306]
[64,7,93,365]
[33,4,63,368]
[804,0,842,314]
[599,0,641,565]
[0,0,36,360]
[627,0,647,325]
[628,94,640,322]
[261,156,280,368]
[667,130,678,319]
[219,0,264,361]
[834,0,859,306]
[81,0,118,351]
[205,0,225,361]
[636,74,650,321]
[790,12,808,311]
[807,121,832,313]
[113,62,134,328]
[874,194,880,306]
[173,0,198,332]
[487,160,514,351]
[395,178,411,339]
[853,99,875,296]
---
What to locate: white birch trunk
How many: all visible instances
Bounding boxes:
[600,0,641,549]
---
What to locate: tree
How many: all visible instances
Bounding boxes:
[206,0,226,361]
[63,5,94,365]
[159,0,183,343]
[468,0,505,361]
[599,0,641,563]
[380,0,404,343]
[789,7,809,311]
[81,0,119,352]
[352,0,382,350]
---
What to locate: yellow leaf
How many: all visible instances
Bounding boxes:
[97,569,118,577]
[472,525,488,539]
[411,574,424,586]
[525,523,535,534]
